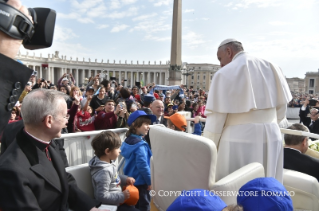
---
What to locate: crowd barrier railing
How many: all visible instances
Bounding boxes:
[59,128,128,168]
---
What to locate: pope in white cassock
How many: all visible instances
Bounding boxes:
[204,39,292,182]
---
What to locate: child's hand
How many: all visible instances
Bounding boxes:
[147,185,152,191]
[194,116,200,124]
[123,189,130,200]
[126,177,135,185]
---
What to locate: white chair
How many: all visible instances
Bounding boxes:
[66,163,94,199]
[211,162,264,205]
[283,169,319,211]
[66,163,118,211]
[149,125,265,210]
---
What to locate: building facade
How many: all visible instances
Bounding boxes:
[305,72,319,94]
[17,51,170,88]
[286,77,305,93]
[181,63,220,91]
[17,51,221,91]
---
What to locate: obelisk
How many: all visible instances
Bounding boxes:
[168,0,182,85]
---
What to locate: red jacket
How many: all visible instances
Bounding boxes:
[94,111,117,130]
[75,111,95,131]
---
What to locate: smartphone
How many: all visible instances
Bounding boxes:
[119,102,125,109]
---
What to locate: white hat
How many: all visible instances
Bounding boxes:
[218,38,241,48]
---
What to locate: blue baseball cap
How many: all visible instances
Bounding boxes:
[167,189,227,211]
[144,94,155,103]
[237,177,293,211]
[127,110,156,126]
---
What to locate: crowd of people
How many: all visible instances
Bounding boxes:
[11,72,208,134]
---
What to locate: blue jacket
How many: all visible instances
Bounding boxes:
[120,134,152,186]
[192,123,202,136]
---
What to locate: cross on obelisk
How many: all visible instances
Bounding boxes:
[168,0,182,85]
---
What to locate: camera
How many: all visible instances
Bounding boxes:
[0,1,56,50]
[41,78,45,82]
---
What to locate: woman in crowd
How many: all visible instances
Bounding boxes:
[192,102,199,118]
[164,103,174,116]
[116,101,130,128]
[59,85,73,109]
[8,109,18,123]
[70,86,83,106]
[116,88,134,111]
[178,101,186,112]
[90,86,110,115]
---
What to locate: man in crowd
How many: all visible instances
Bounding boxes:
[204,39,291,182]
[299,99,319,139]
[150,99,167,126]
[131,85,141,103]
[140,86,148,106]
[18,81,32,103]
[283,123,319,181]
[29,73,37,86]
[143,94,155,108]
[81,85,94,108]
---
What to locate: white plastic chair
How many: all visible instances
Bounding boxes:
[149,125,265,210]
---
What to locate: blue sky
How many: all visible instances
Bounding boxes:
[21,0,319,78]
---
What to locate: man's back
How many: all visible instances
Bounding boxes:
[205,44,291,182]
[284,148,319,181]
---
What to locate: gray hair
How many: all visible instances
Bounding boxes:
[284,123,309,146]
[21,89,69,126]
[220,41,244,52]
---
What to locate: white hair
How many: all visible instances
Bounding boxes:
[21,89,68,126]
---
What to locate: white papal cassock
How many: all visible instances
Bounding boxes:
[204,51,292,182]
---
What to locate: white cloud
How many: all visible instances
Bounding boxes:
[269,21,292,26]
[133,13,158,21]
[145,35,170,41]
[183,31,206,49]
[224,0,283,9]
[109,0,121,9]
[97,25,109,29]
[185,9,194,13]
[154,0,172,7]
[53,26,78,41]
[107,7,139,19]
[122,0,138,4]
[130,19,170,33]
[111,24,129,32]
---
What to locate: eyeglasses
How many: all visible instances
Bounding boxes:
[41,114,70,122]
[63,114,70,120]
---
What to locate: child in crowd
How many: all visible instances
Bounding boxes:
[164,113,202,135]
[89,131,139,211]
[120,110,156,211]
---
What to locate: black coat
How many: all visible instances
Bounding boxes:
[0,129,99,210]
[0,53,33,135]
[284,148,319,181]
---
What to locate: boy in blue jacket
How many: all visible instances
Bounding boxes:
[121,110,156,211]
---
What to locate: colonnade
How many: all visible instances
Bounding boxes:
[26,65,168,88]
